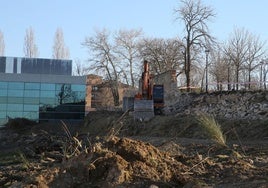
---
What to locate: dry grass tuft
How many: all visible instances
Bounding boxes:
[61,120,90,159]
[196,112,227,147]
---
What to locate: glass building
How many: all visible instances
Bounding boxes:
[0,56,86,125]
[0,56,72,75]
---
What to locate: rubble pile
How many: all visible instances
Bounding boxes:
[169,91,268,120]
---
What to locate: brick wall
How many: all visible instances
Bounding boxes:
[85,75,135,112]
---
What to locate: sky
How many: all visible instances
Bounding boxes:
[1,0,268,65]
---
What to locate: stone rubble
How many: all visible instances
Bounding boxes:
[167,91,268,120]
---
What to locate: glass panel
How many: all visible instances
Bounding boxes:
[0,111,7,118]
[24,104,39,111]
[40,98,55,105]
[71,84,85,91]
[40,90,55,98]
[78,91,85,100]
[0,82,8,89]
[62,97,73,104]
[55,84,74,104]
[24,97,39,104]
[72,91,85,102]
[8,97,23,103]
[8,82,24,90]
[8,90,23,97]
[0,90,7,97]
[17,58,22,74]
[5,57,14,73]
[24,90,40,98]
[0,104,7,111]
[7,104,23,111]
[6,111,23,118]
[23,112,38,120]
[25,83,40,90]
[0,96,7,103]
[41,83,55,91]
[56,84,71,91]
[39,104,55,116]
[56,84,62,91]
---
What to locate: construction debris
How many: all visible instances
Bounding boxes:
[0,111,267,187]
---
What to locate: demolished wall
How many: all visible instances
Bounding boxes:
[167,91,268,120]
[153,69,178,106]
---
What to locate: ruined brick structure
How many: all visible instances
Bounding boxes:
[85,69,177,113]
[85,75,135,113]
[152,69,178,106]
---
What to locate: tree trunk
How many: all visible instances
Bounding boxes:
[130,61,135,87]
[248,65,251,90]
[110,81,120,106]
[236,65,239,90]
[185,44,191,92]
[248,69,251,90]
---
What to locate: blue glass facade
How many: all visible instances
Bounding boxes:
[0,81,85,124]
[0,56,86,125]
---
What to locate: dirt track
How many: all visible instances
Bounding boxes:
[0,111,267,187]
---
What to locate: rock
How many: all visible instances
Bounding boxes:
[149,184,159,188]
[172,91,268,120]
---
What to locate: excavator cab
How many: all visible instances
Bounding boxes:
[152,84,164,114]
[133,60,164,121]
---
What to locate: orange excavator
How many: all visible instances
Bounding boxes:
[134,60,164,120]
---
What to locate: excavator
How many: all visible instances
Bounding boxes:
[134,60,164,121]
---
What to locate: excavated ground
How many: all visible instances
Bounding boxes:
[0,111,267,187]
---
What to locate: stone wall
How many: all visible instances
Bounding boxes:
[167,91,268,120]
[153,70,177,105]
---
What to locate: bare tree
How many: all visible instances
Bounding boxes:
[174,0,215,91]
[82,29,120,106]
[23,27,38,58]
[73,59,88,76]
[0,30,4,56]
[224,28,251,90]
[138,37,184,75]
[263,60,268,90]
[57,84,75,104]
[52,28,70,59]
[114,29,143,87]
[244,33,265,89]
[209,48,229,91]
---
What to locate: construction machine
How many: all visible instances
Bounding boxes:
[134,60,164,121]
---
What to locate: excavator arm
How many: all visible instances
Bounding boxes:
[134,60,164,121]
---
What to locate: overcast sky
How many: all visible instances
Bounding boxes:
[1,0,268,64]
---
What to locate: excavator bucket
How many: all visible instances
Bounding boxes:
[134,99,154,121]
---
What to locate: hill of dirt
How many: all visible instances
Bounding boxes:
[0,111,267,187]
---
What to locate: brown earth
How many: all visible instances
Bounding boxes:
[0,111,268,188]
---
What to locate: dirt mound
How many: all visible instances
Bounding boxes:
[0,111,268,187]
[34,136,191,187]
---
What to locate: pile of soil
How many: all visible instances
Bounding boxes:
[0,111,267,187]
[36,136,192,188]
